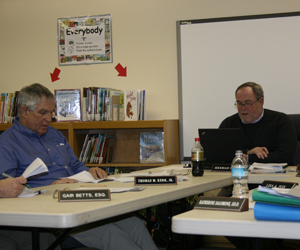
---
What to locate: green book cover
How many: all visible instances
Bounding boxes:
[252,189,300,207]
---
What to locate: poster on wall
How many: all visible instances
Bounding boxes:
[57,14,112,66]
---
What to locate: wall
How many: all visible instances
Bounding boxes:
[1,0,300,120]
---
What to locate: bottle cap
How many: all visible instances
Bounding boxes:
[195,138,200,141]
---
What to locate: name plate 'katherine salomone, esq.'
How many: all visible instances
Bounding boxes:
[134,176,177,186]
[194,196,248,212]
[58,189,111,202]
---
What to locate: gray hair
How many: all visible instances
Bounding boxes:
[17,83,55,115]
[235,82,264,100]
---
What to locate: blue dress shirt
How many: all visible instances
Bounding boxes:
[0,118,88,188]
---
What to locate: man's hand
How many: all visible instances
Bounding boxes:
[247,147,269,159]
[51,178,78,185]
[0,176,27,198]
[89,167,107,180]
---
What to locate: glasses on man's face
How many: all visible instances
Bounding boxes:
[234,97,260,108]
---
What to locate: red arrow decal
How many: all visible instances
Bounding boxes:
[50,67,61,82]
[115,63,127,77]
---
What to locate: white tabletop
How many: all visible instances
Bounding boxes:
[172,175,300,240]
[0,167,232,229]
[172,208,300,240]
[169,164,297,184]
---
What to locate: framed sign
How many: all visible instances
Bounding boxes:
[58,14,112,66]
[55,89,81,122]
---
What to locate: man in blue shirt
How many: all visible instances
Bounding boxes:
[0,83,158,250]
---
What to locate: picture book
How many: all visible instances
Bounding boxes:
[124,89,139,121]
[140,132,165,163]
[55,89,81,122]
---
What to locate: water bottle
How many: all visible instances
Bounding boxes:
[231,150,249,198]
[191,138,204,176]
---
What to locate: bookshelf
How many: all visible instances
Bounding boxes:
[0,120,180,168]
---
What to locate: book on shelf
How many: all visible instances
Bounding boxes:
[79,134,89,161]
[95,134,106,164]
[100,134,117,164]
[80,134,99,164]
[79,133,117,164]
[109,90,124,121]
[0,91,19,124]
[139,132,164,163]
[82,87,99,121]
[82,87,123,122]
[103,89,122,121]
[89,137,99,164]
[55,89,81,122]
[124,89,146,121]
[81,96,87,121]
[140,89,146,120]
[111,95,120,121]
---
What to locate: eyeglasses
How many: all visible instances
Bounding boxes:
[234,97,260,108]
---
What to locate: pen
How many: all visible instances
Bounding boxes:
[2,173,31,188]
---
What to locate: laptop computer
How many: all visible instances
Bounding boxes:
[198,128,242,169]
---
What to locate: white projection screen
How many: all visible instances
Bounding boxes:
[177,12,300,161]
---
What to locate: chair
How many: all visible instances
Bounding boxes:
[287,114,300,165]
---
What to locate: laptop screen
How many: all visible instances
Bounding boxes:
[198,128,242,169]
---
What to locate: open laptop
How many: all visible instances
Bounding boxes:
[198,128,242,169]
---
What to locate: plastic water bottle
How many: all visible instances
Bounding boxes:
[191,138,204,176]
[231,150,249,198]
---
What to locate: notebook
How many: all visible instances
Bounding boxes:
[198,128,242,169]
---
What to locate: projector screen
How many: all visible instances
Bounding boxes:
[177,12,300,161]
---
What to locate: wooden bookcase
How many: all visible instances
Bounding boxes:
[0,120,180,168]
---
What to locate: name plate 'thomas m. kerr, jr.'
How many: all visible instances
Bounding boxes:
[134,176,177,186]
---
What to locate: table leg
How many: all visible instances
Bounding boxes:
[32,228,40,250]
[146,207,152,232]
[180,198,187,250]
[46,228,73,250]
[252,238,262,250]
[166,202,172,250]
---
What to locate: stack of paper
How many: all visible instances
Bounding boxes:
[19,188,46,198]
[65,171,115,183]
[253,186,300,222]
[249,162,287,174]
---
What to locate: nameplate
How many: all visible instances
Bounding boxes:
[211,164,231,171]
[194,196,248,212]
[58,189,111,202]
[261,180,298,189]
[134,176,177,186]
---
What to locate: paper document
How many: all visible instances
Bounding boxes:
[258,185,300,199]
[23,158,49,180]
[65,171,115,183]
[18,187,46,198]
[78,186,146,193]
[249,162,287,173]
